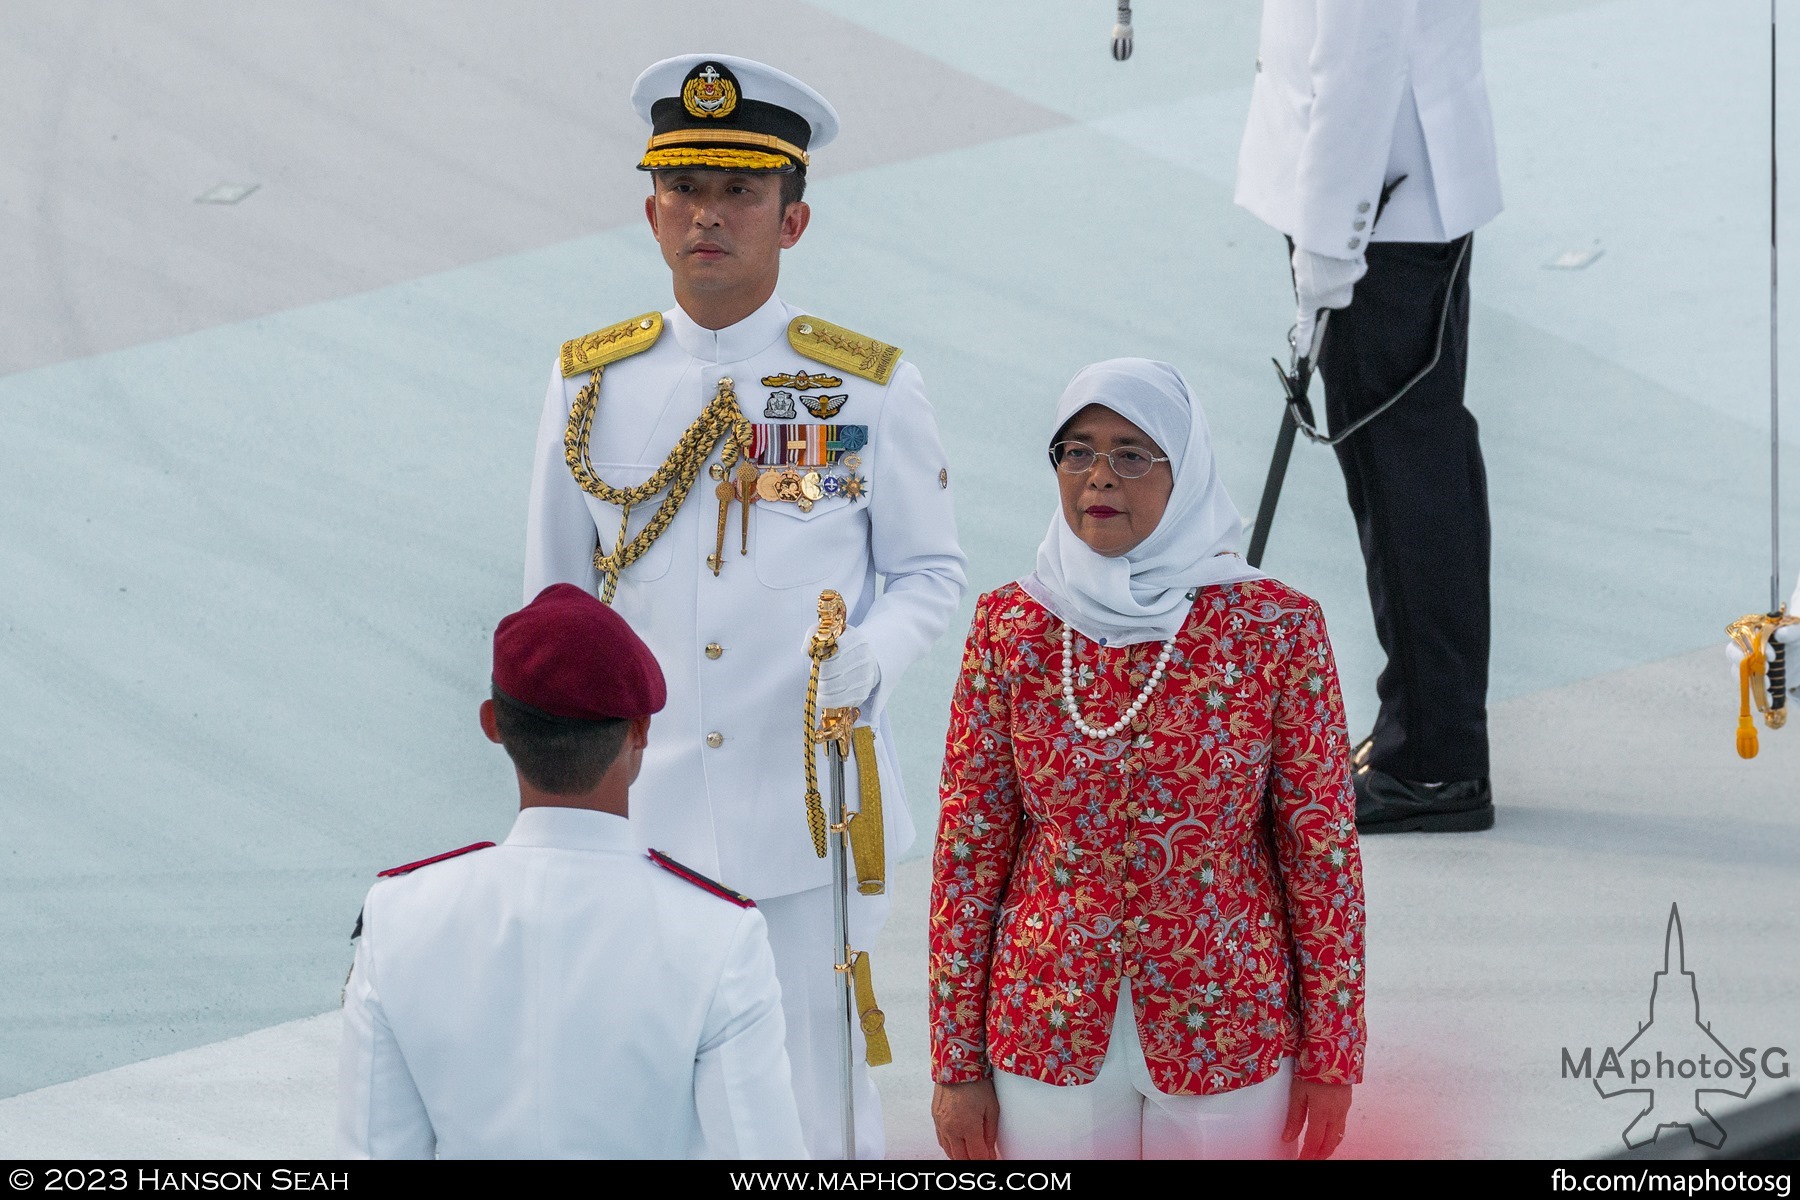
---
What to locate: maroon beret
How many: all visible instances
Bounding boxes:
[492,584,667,721]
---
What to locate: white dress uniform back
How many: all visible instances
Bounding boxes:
[338,809,806,1159]
[1236,0,1502,255]
[338,583,807,1159]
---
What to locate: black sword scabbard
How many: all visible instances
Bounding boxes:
[1246,355,1318,569]
[1246,404,1297,570]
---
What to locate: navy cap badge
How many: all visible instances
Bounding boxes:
[682,62,739,120]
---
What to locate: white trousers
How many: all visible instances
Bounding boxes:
[993,982,1294,1160]
[759,885,887,1160]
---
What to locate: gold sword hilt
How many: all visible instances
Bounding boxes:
[811,590,847,660]
[815,707,859,758]
[1727,607,1798,758]
[810,591,858,755]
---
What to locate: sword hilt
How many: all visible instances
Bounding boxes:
[811,590,847,661]
[1769,632,1788,720]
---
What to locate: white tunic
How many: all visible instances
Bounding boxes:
[1235,0,1503,255]
[523,293,968,900]
[337,806,806,1159]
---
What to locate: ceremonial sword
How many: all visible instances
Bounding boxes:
[1244,175,1423,569]
[802,591,894,1158]
[1728,0,1795,756]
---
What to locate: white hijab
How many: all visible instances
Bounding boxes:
[1020,358,1264,647]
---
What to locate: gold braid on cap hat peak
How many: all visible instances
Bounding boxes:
[564,369,752,604]
[639,147,794,172]
[642,129,809,168]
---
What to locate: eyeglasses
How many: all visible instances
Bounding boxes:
[1048,441,1169,480]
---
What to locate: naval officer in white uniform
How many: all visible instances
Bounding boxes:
[522,54,968,1158]
[1237,1,1503,833]
[338,584,806,1159]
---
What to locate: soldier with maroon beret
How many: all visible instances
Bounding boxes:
[337,584,806,1159]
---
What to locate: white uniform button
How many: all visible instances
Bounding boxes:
[1357,201,1371,214]
[1348,237,1362,250]
[705,643,724,659]
[706,732,724,748]
[1353,220,1367,231]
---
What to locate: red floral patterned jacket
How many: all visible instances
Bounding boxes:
[928,580,1365,1094]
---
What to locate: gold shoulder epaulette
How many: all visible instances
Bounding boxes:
[787,316,901,385]
[561,312,663,377]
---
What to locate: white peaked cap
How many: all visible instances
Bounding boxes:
[631,53,840,166]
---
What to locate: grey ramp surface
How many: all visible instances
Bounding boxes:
[2,643,1791,1159]
[0,0,1066,375]
[0,1016,339,1160]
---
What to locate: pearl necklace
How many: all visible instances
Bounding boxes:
[1061,624,1174,740]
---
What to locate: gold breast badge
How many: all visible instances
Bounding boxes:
[802,392,849,420]
[761,370,844,390]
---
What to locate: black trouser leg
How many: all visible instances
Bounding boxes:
[1317,235,1490,782]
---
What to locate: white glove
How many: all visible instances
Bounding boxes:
[1292,247,1368,364]
[809,623,882,713]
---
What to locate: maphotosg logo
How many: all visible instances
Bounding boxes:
[1560,904,1790,1150]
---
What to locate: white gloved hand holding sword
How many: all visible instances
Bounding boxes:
[1291,246,1368,365]
[807,623,882,713]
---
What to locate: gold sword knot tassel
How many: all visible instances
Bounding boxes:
[802,591,853,857]
[803,595,888,883]
[1727,608,1799,758]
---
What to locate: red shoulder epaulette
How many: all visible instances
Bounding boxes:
[648,849,756,908]
[378,841,496,878]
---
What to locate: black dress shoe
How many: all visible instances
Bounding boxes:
[1353,763,1494,833]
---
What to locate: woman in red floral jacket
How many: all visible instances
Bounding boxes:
[928,359,1365,1160]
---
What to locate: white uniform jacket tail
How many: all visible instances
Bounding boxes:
[337,807,807,1159]
[523,294,968,899]
[1235,0,1503,254]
